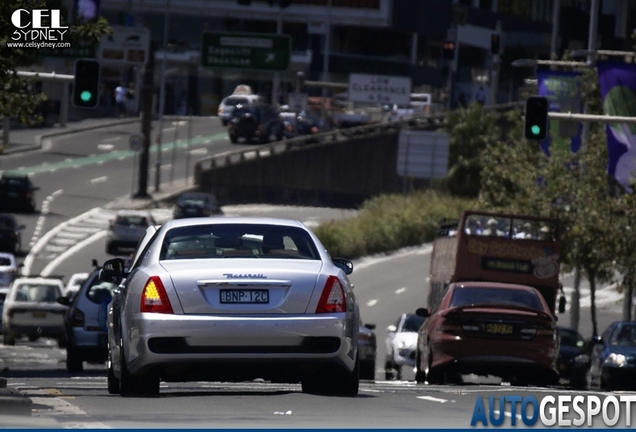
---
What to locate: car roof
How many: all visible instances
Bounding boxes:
[453,281,539,292]
[12,277,64,286]
[161,216,307,230]
[0,252,16,259]
[115,209,153,216]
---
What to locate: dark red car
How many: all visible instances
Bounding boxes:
[414,282,559,386]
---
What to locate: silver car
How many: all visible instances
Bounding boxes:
[103,217,360,397]
[106,210,156,255]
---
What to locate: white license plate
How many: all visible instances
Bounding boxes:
[220,289,269,304]
[32,311,46,318]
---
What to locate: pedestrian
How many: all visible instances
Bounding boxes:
[125,83,135,117]
[114,82,127,117]
[475,85,486,106]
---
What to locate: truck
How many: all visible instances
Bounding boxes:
[428,210,562,314]
[416,210,563,385]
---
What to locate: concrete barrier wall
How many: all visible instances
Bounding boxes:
[196,130,404,208]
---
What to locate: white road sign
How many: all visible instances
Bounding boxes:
[99,26,150,65]
[397,130,449,179]
[348,73,412,105]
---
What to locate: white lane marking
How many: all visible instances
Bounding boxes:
[28,189,62,249]
[97,143,114,151]
[189,148,208,155]
[23,207,104,276]
[41,231,107,276]
[103,136,121,142]
[366,299,378,307]
[395,287,407,294]
[90,176,108,184]
[417,395,453,403]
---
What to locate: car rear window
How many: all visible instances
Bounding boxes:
[160,224,320,260]
[0,257,12,265]
[0,217,15,229]
[14,283,62,302]
[450,286,543,311]
[116,215,149,227]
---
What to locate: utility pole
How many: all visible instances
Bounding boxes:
[136,44,155,198]
[155,0,170,193]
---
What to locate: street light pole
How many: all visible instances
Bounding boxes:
[155,0,170,193]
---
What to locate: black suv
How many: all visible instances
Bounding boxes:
[228,103,284,144]
[0,214,23,255]
[0,173,38,213]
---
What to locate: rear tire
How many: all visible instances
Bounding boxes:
[119,349,160,397]
[414,350,426,384]
[66,348,84,373]
[3,332,15,346]
[229,135,238,144]
[301,357,359,396]
[107,362,120,395]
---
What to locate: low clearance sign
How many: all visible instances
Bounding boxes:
[348,73,411,105]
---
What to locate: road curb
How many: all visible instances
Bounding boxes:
[35,118,141,148]
[0,378,32,417]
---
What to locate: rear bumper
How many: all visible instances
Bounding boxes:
[123,313,356,380]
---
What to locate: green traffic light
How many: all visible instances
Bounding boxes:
[531,125,541,135]
[80,91,93,102]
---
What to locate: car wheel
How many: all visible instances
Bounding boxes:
[222,119,228,126]
[414,350,427,384]
[229,134,238,144]
[426,347,444,385]
[106,242,117,255]
[301,357,359,397]
[360,360,375,381]
[66,348,84,373]
[119,349,160,397]
[107,361,120,395]
[3,332,15,346]
[384,360,395,380]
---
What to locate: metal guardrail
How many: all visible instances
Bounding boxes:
[193,102,525,177]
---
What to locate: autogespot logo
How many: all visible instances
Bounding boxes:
[471,395,636,427]
[10,9,69,47]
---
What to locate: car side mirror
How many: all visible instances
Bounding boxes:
[332,258,353,275]
[386,324,397,333]
[56,296,71,306]
[415,307,430,318]
[99,258,126,283]
[558,295,566,314]
[364,323,376,331]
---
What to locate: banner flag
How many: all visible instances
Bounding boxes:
[597,61,636,193]
[537,70,582,156]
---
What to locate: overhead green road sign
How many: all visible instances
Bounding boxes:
[200,31,291,71]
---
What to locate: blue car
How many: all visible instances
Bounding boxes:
[588,321,636,391]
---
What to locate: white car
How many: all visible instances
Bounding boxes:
[103,217,360,397]
[384,313,426,380]
[218,93,263,126]
[106,210,156,255]
[2,276,68,345]
[0,252,19,287]
[65,272,89,298]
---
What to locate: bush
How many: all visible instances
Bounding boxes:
[314,191,477,259]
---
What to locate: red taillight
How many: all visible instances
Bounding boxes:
[141,276,173,314]
[310,126,318,134]
[71,309,85,327]
[316,276,346,313]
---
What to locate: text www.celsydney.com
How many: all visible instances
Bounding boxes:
[7,41,71,49]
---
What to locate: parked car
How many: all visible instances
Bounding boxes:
[0,252,20,287]
[557,326,588,387]
[385,313,426,380]
[282,112,324,141]
[2,276,67,346]
[106,210,156,255]
[102,217,360,396]
[228,103,285,144]
[217,88,264,126]
[0,214,24,255]
[359,322,377,380]
[57,266,118,372]
[172,191,222,219]
[65,272,89,298]
[0,173,38,213]
[0,286,9,332]
[588,321,636,391]
[415,282,559,386]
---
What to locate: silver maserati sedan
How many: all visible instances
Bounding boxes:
[101,217,360,397]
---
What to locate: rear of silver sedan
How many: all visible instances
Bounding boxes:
[106,219,360,397]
